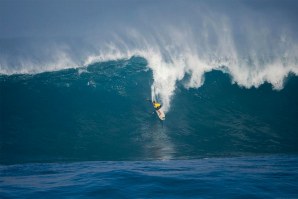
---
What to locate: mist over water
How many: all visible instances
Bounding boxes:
[1,0,298,111]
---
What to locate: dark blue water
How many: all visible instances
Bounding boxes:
[1,57,298,197]
[1,155,298,198]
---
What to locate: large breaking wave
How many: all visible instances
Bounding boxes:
[1,0,298,112]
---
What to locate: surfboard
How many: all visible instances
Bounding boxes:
[156,108,166,120]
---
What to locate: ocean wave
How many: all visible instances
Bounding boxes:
[1,0,298,112]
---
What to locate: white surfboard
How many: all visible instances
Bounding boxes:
[156,108,166,120]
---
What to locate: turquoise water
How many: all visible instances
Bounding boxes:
[1,57,298,164]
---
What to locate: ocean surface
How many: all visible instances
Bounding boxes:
[1,156,298,198]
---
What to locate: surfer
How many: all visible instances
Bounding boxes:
[152,100,162,115]
[146,99,165,120]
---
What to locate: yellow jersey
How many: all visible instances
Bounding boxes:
[153,102,161,109]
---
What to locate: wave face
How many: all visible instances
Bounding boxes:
[1,58,298,164]
[1,0,298,111]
